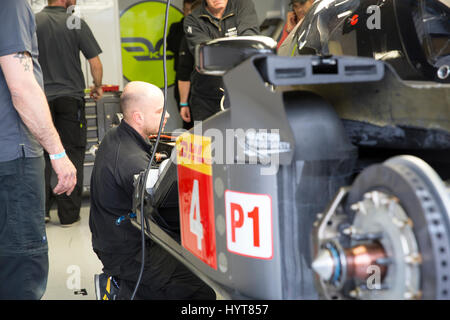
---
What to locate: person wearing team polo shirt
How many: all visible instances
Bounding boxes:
[182,0,259,122]
[36,0,104,226]
[89,81,215,300]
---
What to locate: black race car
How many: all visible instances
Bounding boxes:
[129,0,450,300]
[279,0,450,177]
[288,0,449,83]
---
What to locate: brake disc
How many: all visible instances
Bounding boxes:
[311,155,450,300]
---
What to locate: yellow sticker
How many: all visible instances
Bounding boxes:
[176,133,212,176]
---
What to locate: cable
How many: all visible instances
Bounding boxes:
[130,0,172,300]
[149,134,177,141]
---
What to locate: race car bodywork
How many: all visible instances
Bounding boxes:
[282,0,450,166]
[130,0,450,300]
[288,0,449,83]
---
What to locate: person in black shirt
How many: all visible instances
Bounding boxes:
[167,0,196,130]
[183,0,259,122]
[174,0,202,129]
[176,37,195,127]
[36,0,103,226]
[89,81,215,300]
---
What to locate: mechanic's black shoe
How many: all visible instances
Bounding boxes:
[94,273,120,300]
[60,216,81,228]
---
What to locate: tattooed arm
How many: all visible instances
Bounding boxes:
[0,51,77,196]
[13,52,32,71]
[1,52,62,154]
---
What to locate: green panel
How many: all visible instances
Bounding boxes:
[120,1,183,88]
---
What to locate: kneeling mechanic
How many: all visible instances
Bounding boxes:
[89,81,216,300]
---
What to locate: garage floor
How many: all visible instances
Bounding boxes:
[42,198,102,300]
[42,198,222,300]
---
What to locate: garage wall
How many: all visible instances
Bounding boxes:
[79,1,124,91]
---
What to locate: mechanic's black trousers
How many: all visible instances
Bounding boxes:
[189,94,222,122]
[95,241,216,300]
[45,97,87,224]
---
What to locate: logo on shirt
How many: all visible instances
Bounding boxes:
[225,27,237,37]
[120,1,183,88]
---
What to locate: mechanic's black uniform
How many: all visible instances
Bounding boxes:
[36,6,102,224]
[167,17,184,106]
[89,120,215,300]
[167,18,194,129]
[184,0,259,121]
[177,36,195,130]
[178,37,195,84]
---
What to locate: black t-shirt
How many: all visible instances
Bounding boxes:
[89,120,152,256]
[177,37,195,82]
[35,6,102,100]
[167,18,185,74]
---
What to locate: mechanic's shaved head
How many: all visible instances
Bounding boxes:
[121,81,162,117]
[121,81,169,138]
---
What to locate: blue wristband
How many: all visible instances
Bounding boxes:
[180,102,189,107]
[49,150,66,160]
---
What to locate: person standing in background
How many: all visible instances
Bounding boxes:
[0,0,77,299]
[277,0,315,50]
[36,0,103,226]
[183,0,260,122]
[167,0,196,129]
[174,0,202,130]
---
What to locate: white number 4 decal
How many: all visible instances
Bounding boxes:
[189,180,204,250]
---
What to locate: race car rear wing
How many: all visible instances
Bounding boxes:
[196,36,385,86]
[255,55,385,86]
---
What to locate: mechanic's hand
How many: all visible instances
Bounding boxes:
[180,106,191,123]
[286,11,298,33]
[90,85,103,101]
[51,156,77,196]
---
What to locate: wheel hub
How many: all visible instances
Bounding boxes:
[311,156,450,300]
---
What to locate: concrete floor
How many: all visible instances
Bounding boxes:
[42,199,102,300]
[42,198,223,300]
